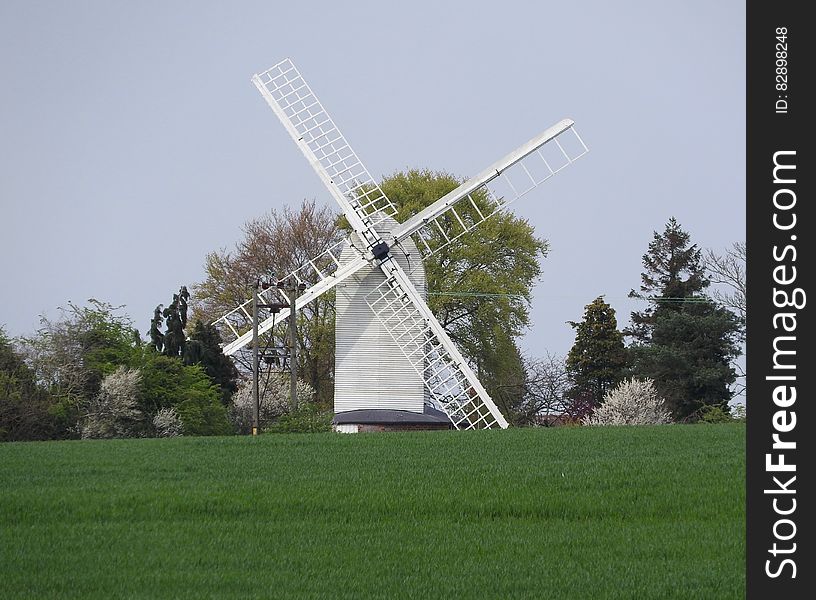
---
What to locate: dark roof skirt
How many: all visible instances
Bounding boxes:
[333,406,452,425]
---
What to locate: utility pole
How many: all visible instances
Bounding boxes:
[288,283,298,412]
[251,282,260,436]
[278,279,304,412]
[249,278,305,434]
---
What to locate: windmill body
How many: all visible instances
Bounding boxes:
[214,58,588,431]
[334,219,430,420]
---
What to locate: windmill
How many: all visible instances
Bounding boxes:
[214,58,588,431]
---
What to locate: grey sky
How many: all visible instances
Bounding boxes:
[0,0,744,361]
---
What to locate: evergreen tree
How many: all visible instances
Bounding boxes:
[149,286,239,407]
[566,296,627,406]
[626,218,741,420]
[184,321,239,405]
[626,216,709,341]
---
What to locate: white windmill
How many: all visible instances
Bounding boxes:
[214,58,588,431]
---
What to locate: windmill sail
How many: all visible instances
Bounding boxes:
[252,58,397,248]
[367,258,509,429]
[392,120,588,261]
[216,238,368,356]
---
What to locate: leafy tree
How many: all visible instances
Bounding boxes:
[130,348,231,436]
[382,169,548,407]
[18,300,141,437]
[626,219,741,420]
[566,296,627,406]
[1,327,56,441]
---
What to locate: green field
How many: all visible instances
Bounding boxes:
[0,425,744,599]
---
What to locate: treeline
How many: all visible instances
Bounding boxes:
[1,291,237,442]
[508,218,745,426]
[2,171,745,440]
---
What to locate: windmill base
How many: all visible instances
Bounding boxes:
[332,407,452,433]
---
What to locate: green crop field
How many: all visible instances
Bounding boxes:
[0,425,744,599]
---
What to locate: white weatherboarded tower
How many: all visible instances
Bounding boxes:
[215,58,588,431]
[334,220,429,420]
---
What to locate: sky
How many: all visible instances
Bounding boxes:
[0,0,744,363]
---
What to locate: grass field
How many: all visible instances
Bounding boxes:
[0,425,744,599]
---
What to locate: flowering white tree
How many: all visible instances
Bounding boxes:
[229,373,316,433]
[153,407,183,437]
[582,378,672,426]
[81,366,143,439]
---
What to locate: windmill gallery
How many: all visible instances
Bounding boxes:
[213,58,588,432]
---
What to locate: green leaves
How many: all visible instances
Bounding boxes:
[567,296,627,405]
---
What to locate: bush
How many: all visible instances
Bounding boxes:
[265,402,332,433]
[229,374,315,434]
[699,405,733,424]
[81,367,143,439]
[583,378,672,426]
[152,407,183,437]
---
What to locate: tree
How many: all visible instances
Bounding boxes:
[229,374,316,434]
[80,366,143,439]
[703,241,746,325]
[131,348,231,436]
[152,407,183,437]
[514,353,571,426]
[566,296,627,405]
[18,300,141,437]
[1,327,56,441]
[626,217,710,342]
[704,242,746,398]
[626,219,741,420]
[151,286,189,357]
[184,320,239,405]
[582,378,671,426]
[192,200,340,403]
[382,169,549,407]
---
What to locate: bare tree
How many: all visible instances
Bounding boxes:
[703,242,746,398]
[703,242,746,324]
[507,353,570,426]
[192,200,341,403]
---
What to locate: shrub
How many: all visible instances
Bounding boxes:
[229,374,315,434]
[266,402,332,433]
[152,407,183,437]
[699,405,733,424]
[81,367,143,439]
[583,378,672,426]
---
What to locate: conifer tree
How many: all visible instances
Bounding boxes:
[566,296,627,406]
[626,218,741,420]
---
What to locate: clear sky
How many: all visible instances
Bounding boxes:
[0,0,744,361]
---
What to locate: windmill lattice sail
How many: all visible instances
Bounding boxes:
[365,268,507,429]
[215,238,366,356]
[252,59,397,235]
[391,120,588,261]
